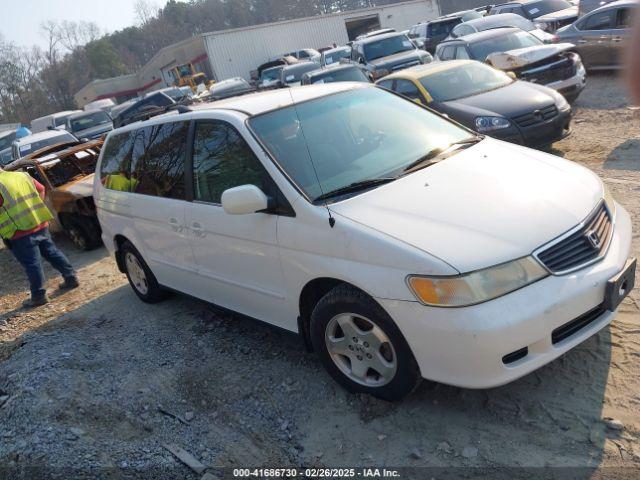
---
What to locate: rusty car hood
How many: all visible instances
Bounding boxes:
[486,43,575,69]
[55,173,95,198]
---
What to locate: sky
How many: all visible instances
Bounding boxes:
[1,0,140,48]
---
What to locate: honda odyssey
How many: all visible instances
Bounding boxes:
[94,83,634,401]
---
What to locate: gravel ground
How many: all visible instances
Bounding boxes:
[0,72,639,479]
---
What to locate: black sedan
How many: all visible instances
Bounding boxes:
[376,60,572,149]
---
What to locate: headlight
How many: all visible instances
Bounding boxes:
[407,257,548,307]
[604,185,617,217]
[475,116,511,132]
[555,93,569,110]
[419,52,433,64]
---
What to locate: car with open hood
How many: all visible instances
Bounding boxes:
[555,0,637,70]
[377,60,571,148]
[6,138,103,250]
[436,27,586,102]
[94,83,633,401]
[490,0,579,32]
[348,32,433,80]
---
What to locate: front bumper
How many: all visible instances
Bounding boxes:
[377,203,632,389]
[491,105,572,148]
[546,64,587,102]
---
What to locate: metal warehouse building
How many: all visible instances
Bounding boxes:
[75,0,438,106]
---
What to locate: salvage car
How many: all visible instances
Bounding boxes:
[555,0,636,70]
[12,130,78,160]
[7,139,103,250]
[448,13,556,42]
[349,32,433,80]
[65,110,113,141]
[410,11,483,53]
[209,77,254,100]
[301,64,372,85]
[279,62,321,87]
[95,83,633,401]
[436,27,586,102]
[377,60,571,148]
[321,46,352,66]
[112,91,188,128]
[489,0,579,32]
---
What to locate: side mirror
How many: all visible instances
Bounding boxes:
[221,185,269,215]
[79,137,89,143]
[358,57,365,64]
[506,71,517,80]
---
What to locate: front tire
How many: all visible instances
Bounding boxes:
[310,285,421,401]
[120,241,166,303]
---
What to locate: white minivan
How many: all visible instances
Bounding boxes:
[94,83,634,400]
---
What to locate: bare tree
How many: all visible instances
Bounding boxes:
[134,0,160,25]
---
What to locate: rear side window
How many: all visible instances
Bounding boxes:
[131,122,188,199]
[616,7,634,28]
[579,10,613,30]
[192,121,268,204]
[439,46,456,60]
[100,131,135,191]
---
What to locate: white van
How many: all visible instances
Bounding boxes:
[94,83,634,400]
[30,110,82,133]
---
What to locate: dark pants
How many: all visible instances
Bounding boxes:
[9,227,76,297]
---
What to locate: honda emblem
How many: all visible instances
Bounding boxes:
[586,230,601,249]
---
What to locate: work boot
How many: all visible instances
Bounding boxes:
[59,276,80,290]
[22,294,49,308]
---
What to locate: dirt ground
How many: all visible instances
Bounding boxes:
[1,72,639,479]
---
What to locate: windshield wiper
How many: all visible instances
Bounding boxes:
[402,136,483,176]
[314,177,396,203]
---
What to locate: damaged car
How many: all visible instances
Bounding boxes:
[5,139,103,250]
[436,27,586,102]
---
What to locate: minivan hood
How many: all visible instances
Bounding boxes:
[487,43,575,69]
[329,138,602,273]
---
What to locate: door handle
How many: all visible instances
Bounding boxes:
[191,222,206,238]
[577,39,588,44]
[168,217,183,232]
[612,36,623,42]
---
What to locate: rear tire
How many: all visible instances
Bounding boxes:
[310,284,421,401]
[64,217,101,251]
[120,241,166,303]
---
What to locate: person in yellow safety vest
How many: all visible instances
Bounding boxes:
[0,166,79,308]
[105,169,138,192]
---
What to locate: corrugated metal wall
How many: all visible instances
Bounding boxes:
[204,0,439,81]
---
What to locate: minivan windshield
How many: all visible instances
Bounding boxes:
[249,87,472,202]
[363,35,415,61]
[469,30,542,61]
[420,62,513,101]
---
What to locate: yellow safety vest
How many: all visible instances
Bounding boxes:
[106,173,135,192]
[0,171,54,240]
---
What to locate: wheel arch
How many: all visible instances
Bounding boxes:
[297,277,376,352]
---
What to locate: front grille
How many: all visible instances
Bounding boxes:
[520,56,575,85]
[513,104,558,128]
[552,304,606,345]
[536,202,612,274]
[391,61,420,71]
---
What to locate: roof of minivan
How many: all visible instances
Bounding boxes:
[13,129,73,146]
[190,83,364,116]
